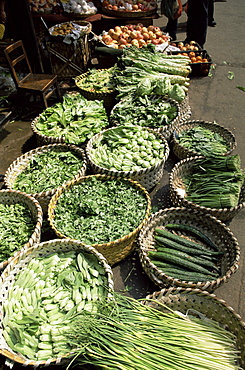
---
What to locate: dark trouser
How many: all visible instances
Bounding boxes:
[185,0,209,48]
[208,0,214,24]
[165,18,178,40]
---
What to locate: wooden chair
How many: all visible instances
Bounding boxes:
[4,40,62,109]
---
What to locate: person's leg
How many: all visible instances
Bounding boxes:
[164,18,178,40]
[208,0,216,26]
[185,0,209,48]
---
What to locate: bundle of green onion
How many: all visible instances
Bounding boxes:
[184,155,245,208]
[65,294,242,370]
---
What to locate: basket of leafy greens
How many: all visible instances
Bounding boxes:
[0,189,43,269]
[31,92,109,147]
[86,125,170,191]
[110,96,181,140]
[4,143,87,214]
[0,238,114,366]
[169,154,245,221]
[172,120,237,159]
[138,207,240,292]
[75,68,117,107]
[48,174,151,265]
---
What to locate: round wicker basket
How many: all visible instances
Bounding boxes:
[48,174,151,265]
[178,93,191,121]
[4,143,87,215]
[0,238,114,366]
[75,69,117,108]
[86,126,170,191]
[101,6,157,18]
[142,287,245,369]
[31,114,67,146]
[137,207,240,292]
[110,96,181,140]
[171,120,237,160]
[0,189,43,270]
[169,156,245,221]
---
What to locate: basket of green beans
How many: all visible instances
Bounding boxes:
[0,189,43,270]
[171,120,237,159]
[142,287,245,370]
[138,207,240,292]
[86,125,170,191]
[0,238,114,366]
[4,143,87,214]
[48,174,151,265]
[169,154,245,221]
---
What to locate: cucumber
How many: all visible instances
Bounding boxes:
[164,224,219,251]
[148,251,219,277]
[154,234,222,257]
[152,247,220,273]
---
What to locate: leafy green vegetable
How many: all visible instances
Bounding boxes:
[12,148,84,194]
[89,125,166,171]
[53,177,149,244]
[0,203,35,262]
[110,95,178,129]
[35,93,109,145]
[176,125,229,156]
[75,67,115,93]
[168,84,186,102]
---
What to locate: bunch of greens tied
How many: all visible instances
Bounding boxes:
[183,154,245,208]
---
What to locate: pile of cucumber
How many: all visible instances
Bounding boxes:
[148,224,223,282]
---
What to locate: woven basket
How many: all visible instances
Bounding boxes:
[172,120,237,160]
[142,287,245,369]
[0,190,43,270]
[137,207,240,292]
[178,93,192,122]
[75,69,117,108]
[169,156,245,221]
[110,97,181,141]
[4,143,87,215]
[48,174,151,266]
[101,6,157,18]
[86,126,170,191]
[31,114,67,146]
[0,238,114,366]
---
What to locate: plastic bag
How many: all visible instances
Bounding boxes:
[160,0,179,20]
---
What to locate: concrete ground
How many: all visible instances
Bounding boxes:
[0,0,245,339]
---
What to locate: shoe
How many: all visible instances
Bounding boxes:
[208,21,217,27]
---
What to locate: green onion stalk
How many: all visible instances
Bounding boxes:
[65,294,242,370]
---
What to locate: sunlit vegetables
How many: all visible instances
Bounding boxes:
[2,249,110,361]
[52,176,149,244]
[75,67,115,93]
[34,93,109,146]
[110,95,178,129]
[88,125,166,172]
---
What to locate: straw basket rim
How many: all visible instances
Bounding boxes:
[31,114,66,145]
[4,143,87,200]
[0,238,114,366]
[48,174,152,264]
[171,119,237,159]
[169,155,245,221]
[74,69,116,98]
[86,125,170,178]
[138,207,240,291]
[0,189,43,270]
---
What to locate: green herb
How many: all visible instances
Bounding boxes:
[0,203,35,262]
[237,86,245,92]
[12,148,84,193]
[110,96,178,129]
[35,93,109,145]
[53,177,148,244]
[176,125,229,156]
[75,67,115,93]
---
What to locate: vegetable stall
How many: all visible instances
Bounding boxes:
[1,8,245,370]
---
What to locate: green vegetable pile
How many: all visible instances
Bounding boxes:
[184,154,245,208]
[53,177,149,244]
[75,67,115,93]
[64,294,242,370]
[34,93,109,145]
[89,125,166,172]
[0,203,35,262]
[111,44,190,102]
[12,148,84,194]
[2,250,109,361]
[110,95,178,129]
[176,125,229,156]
